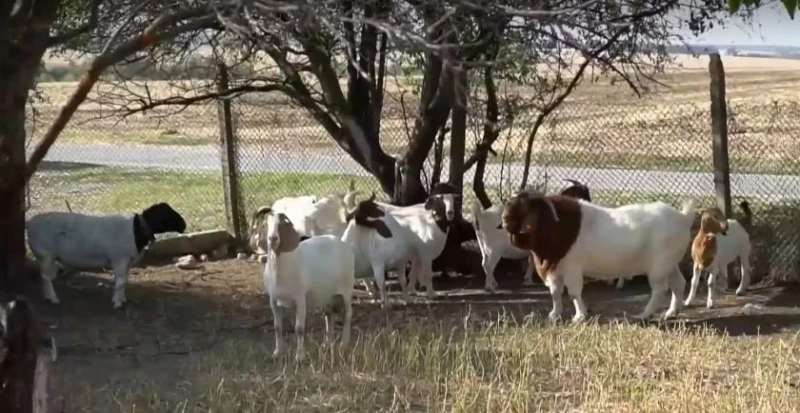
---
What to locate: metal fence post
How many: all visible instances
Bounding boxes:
[709,53,734,288]
[217,64,245,250]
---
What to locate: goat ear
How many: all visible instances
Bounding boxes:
[372,221,393,238]
[424,196,436,210]
[496,223,503,230]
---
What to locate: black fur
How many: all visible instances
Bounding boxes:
[133,202,187,251]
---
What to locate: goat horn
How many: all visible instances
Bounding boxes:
[367,192,377,203]
[544,197,560,222]
[252,206,272,221]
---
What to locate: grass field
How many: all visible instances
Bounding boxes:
[26,55,800,175]
[27,164,775,231]
[40,257,800,412]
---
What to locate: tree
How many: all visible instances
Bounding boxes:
[728,0,797,19]
[1,2,232,411]
[94,0,737,207]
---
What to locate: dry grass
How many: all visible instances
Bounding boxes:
[27,56,800,174]
[40,259,800,413]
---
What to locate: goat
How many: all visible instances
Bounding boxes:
[26,202,187,309]
[342,193,417,307]
[254,207,355,362]
[372,182,460,298]
[501,193,696,322]
[473,178,592,292]
[684,202,753,308]
[249,183,360,254]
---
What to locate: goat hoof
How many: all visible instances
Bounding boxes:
[294,351,306,363]
[44,297,60,305]
[271,350,283,359]
[735,288,746,296]
[682,299,692,307]
[571,314,587,324]
[522,279,534,287]
[547,310,562,322]
[706,301,714,309]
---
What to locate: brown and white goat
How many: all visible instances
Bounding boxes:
[684,202,753,308]
[501,192,696,322]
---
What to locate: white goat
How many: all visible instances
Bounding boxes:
[27,203,187,309]
[502,193,696,322]
[470,199,534,291]
[684,205,753,308]
[254,207,355,362]
[372,183,460,298]
[341,193,417,307]
[249,185,360,254]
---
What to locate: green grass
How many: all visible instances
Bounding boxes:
[29,166,782,235]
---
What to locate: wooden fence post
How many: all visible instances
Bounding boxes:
[709,53,735,288]
[217,64,245,250]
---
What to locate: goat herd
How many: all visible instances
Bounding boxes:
[24,179,754,362]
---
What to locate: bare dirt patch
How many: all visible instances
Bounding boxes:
[29,259,800,412]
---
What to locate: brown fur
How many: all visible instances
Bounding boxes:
[501,193,582,280]
[273,213,301,253]
[251,207,302,254]
[344,193,393,238]
[691,207,728,272]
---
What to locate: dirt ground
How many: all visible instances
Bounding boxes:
[28,257,800,412]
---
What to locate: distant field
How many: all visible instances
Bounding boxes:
[27,55,800,175]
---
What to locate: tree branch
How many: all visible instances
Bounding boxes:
[518,27,630,190]
[47,0,102,46]
[25,8,220,182]
[119,83,294,117]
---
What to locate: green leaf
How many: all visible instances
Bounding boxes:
[728,0,743,13]
[783,0,798,19]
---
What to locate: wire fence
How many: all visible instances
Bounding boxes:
[24,81,800,283]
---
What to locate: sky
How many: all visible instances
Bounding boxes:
[678,2,800,46]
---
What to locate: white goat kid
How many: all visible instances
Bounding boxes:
[373,183,460,298]
[502,193,696,322]
[470,199,534,291]
[341,193,417,307]
[26,203,187,309]
[684,208,753,308]
[255,207,355,362]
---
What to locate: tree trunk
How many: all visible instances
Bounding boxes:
[0,87,37,413]
[0,40,46,413]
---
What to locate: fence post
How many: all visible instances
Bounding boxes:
[217,64,244,250]
[709,53,734,288]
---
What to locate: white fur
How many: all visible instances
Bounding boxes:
[27,212,143,309]
[251,190,360,253]
[471,199,534,291]
[340,210,417,307]
[529,199,696,323]
[261,215,355,362]
[374,194,457,298]
[684,219,752,309]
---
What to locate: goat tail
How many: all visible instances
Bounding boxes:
[680,198,697,218]
[738,200,754,233]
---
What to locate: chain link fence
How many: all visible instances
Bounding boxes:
[24,80,800,282]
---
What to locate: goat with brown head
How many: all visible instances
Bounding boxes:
[501,193,582,280]
[252,207,303,254]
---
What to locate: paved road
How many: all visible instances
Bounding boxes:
[30,142,800,201]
